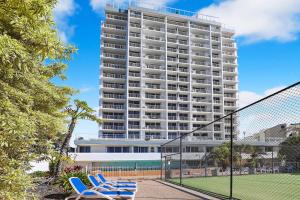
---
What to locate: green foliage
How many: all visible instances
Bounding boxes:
[30,171,49,178]
[279,135,300,162]
[0,0,76,199]
[210,142,241,170]
[52,99,101,177]
[58,171,90,192]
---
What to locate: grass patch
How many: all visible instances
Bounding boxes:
[171,174,300,200]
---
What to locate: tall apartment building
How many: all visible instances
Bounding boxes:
[94,2,238,153]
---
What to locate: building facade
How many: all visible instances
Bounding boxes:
[98,2,238,150]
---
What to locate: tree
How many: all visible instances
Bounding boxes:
[53,100,102,178]
[279,135,300,162]
[0,0,75,199]
[209,142,241,170]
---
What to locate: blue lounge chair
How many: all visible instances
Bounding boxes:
[65,177,135,200]
[97,173,137,186]
[88,175,137,192]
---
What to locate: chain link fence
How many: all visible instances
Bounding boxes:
[161,81,300,200]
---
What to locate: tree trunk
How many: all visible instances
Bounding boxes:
[53,118,77,178]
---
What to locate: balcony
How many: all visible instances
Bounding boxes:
[145,65,164,70]
[130,32,140,37]
[103,53,126,60]
[129,93,140,98]
[103,24,126,30]
[178,76,188,82]
[179,126,189,130]
[145,46,164,51]
[102,33,126,40]
[146,84,162,89]
[128,114,140,118]
[168,106,177,110]
[128,125,140,129]
[103,115,124,120]
[103,43,126,49]
[146,95,161,99]
[106,14,127,21]
[145,26,164,32]
[103,94,125,99]
[193,117,207,122]
[145,36,164,42]
[168,20,187,27]
[130,23,141,28]
[193,89,208,93]
[129,42,140,48]
[190,24,209,31]
[146,105,161,109]
[178,97,188,101]
[129,104,139,108]
[129,83,140,87]
[168,116,177,120]
[145,74,162,80]
[129,52,140,57]
[145,126,161,130]
[193,34,209,40]
[103,63,125,69]
[145,135,163,140]
[144,15,164,23]
[102,73,123,80]
[102,104,124,109]
[103,83,125,89]
[129,72,140,77]
[102,134,126,139]
[103,125,125,130]
[179,116,189,120]
[145,55,164,61]
[192,61,210,66]
[168,126,177,130]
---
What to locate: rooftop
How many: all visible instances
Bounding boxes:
[106,1,234,31]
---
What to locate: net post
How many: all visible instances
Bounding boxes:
[230,113,233,199]
[180,136,182,185]
[160,145,163,180]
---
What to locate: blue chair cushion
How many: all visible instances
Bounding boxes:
[101,191,134,196]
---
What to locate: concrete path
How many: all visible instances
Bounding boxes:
[135,180,201,200]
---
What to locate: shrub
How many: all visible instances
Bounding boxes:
[30,171,49,178]
[58,171,90,192]
[64,165,83,173]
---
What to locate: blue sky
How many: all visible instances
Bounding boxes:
[53,0,300,142]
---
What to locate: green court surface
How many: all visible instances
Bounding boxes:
[172,174,300,200]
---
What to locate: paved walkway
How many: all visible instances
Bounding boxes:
[135,180,201,200]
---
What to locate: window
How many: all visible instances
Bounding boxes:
[134,146,148,153]
[157,147,161,153]
[107,146,130,153]
[150,147,155,152]
[79,146,91,153]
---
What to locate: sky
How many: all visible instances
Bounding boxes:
[53,0,300,142]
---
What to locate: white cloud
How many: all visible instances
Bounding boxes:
[198,0,300,42]
[239,86,285,107]
[79,86,94,93]
[54,0,77,43]
[90,0,175,13]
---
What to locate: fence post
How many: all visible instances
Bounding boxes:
[180,136,182,186]
[160,145,163,180]
[164,156,167,181]
[230,113,233,199]
[271,146,274,173]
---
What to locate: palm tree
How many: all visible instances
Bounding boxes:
[53,100,102,178]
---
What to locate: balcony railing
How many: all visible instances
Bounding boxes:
[103,94,125,99]
[103,24,126,30]
[103,104,124,109]
[103,125,125,130]
[102,33,126,40]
